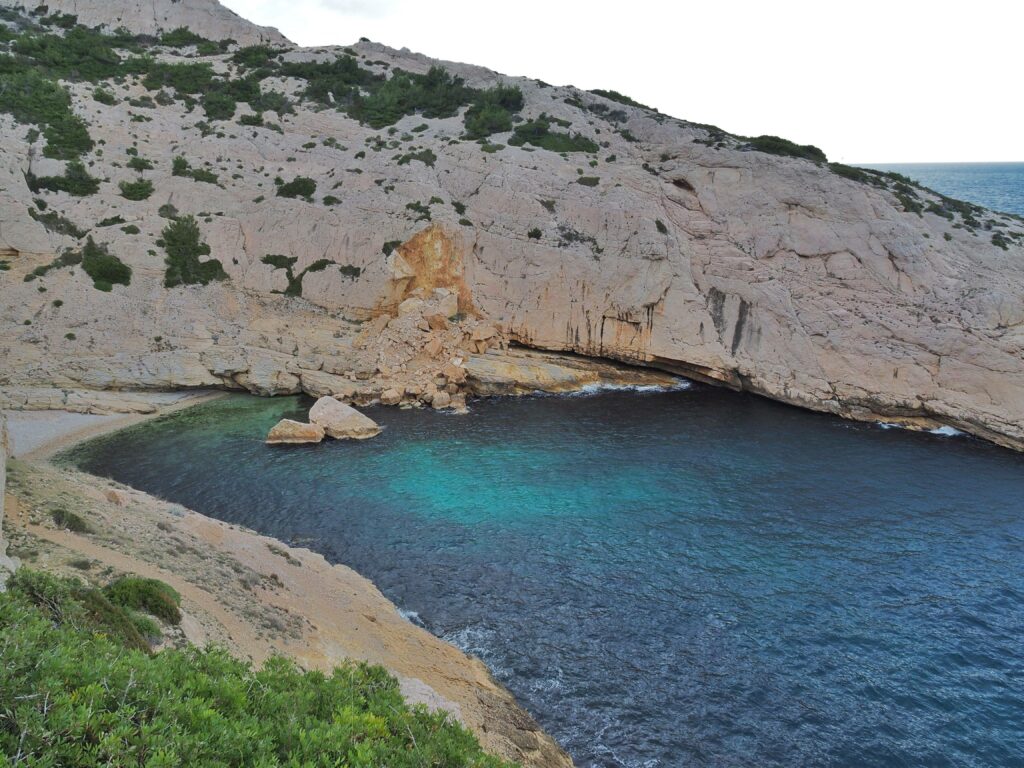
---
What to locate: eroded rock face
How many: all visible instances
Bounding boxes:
[266,418,324,444]
[0,0,289,46]
[0,3,1021,452]
[309,397,381,440]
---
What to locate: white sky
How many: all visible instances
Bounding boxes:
[226,0,1021,164]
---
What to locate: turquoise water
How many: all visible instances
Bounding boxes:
[867,162,1024,215]
[66,390,1024,767]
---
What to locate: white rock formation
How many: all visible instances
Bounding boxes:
[0,0,289,46]
[0,3,1021,452]
[309,397,381,439]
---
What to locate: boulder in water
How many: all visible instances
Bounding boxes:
[266,419,325,445]
[309,397,381,440]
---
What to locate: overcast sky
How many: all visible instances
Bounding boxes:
[227,0,1020,164]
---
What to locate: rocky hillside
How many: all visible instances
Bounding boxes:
[1,0,1023,449]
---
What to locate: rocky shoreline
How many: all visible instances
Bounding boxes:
[0,393,575,768]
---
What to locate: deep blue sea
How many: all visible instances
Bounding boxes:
[866,162,1024,215]
[67,389,1024,767]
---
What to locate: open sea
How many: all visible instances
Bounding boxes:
[66,389,1024,768]
[64,163,1024,767]
[866,162,1024,215]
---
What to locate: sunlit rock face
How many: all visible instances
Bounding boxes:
[0,0,1022,450]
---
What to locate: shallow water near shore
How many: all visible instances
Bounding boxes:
[65,389,1024,767]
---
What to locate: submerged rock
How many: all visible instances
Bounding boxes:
[308,397,381,440]
[266,419,325,445]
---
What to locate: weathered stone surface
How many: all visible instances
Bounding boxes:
[0,0,289,46]
[380,388,403,405]
[266,418,325,445]
[309,396,381,440]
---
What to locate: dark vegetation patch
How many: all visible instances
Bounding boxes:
[158,214,227,287]
[590,88,655,111]
[172,156,219,184]
[508,114,598,153]
[28,207,86,238]
[118,178,154,200]
[261,254,336,297]
[79,236,131,290]
[276,175,317,200]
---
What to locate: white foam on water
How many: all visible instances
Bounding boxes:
[876,421,964,438]
[397,607,424,627]
[537,378,692,399]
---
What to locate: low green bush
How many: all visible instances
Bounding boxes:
[746,135,827,163]
[51,508,91,533]
[80,236,132,290]
[397,148,437,167]
[119,178,154,200]
[104,576,182,624]
[276,176,317,200]
[508,114,598,153]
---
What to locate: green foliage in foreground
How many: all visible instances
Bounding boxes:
[158,215,227,288]
[0,569,512,767]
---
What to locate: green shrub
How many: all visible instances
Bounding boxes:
[159,26,210,48]
[338,264,361,279]
[277,176,317,200]
[51,508,91,533]
[159,215,227,287]
[0,573,513,767]
[462,84,524,139]
[119,178,154,200]
[127,155,154,171]
[28,207,86,238]
[6,570,149,652]
[508,114,598,153]
[261,254,334,297]
[92,88,117,105]
[397,148,437,167]
[452,201,466,215]
[27,160,100,196]
[527,227,541,239]
[121,224,140,235]
[323,194,340,205]
[382,239,402,255]
[655,219,668,234]
[576,176,600,187]
[172,156,218,184]
[406,201,431,221]
[232,44,285,68]
[104,576,182,624]
[143,62,216,94]
[239,112,263,126]
[746,135,827,163]
[590,88,654,110]
[80,236,131,290]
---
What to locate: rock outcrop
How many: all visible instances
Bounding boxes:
[0,0,289,46]
[308,397,381,440]
[266,418,324,444]
[0,4,1022,451]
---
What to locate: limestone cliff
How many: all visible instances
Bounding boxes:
[0,2,1022,449]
